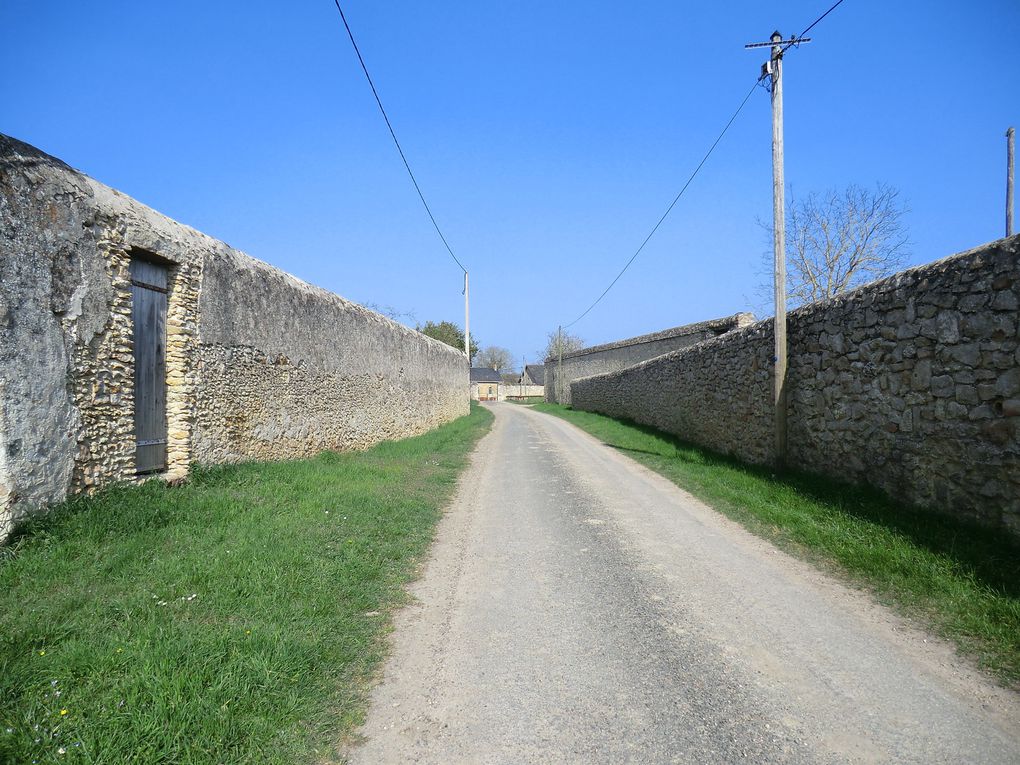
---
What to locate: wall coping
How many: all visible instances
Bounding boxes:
[0,133,467,364]
[545,312,755,364]
[570,232,1020,389]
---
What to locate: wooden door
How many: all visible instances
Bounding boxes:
[130,257,168,474]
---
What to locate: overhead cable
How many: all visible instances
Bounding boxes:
[792,0,847,43]
[332,0,467,274]
[563,0,849,328]
[563,80,759,329]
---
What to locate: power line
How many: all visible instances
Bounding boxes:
[331,0,467,274]
[563,80,759,329]
[797,0,846,40]
[778,0,847,53]
[562,0,849,329]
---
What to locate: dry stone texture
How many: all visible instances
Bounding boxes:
[193,248,466,462]
[0,134,468,542]
[545,314,754,405]
[572,236,1020,535]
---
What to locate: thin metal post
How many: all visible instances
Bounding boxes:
[464,271,470,361]
[1008,127,1015,238]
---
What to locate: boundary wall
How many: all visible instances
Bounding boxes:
[571,236,1020,534]
[0,135,468,540]
[504,385,545,399]
[545,313,754,405]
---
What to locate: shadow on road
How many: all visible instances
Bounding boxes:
[604,421,1020,602]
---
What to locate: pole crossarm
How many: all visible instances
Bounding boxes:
[745,37,811,51]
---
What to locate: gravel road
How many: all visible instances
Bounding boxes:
[346,403,1020,764]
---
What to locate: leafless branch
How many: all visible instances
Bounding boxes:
[758,182,910,308]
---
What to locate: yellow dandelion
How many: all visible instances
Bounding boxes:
[38,650,46,656]
[116,648,123,653]
[245,630,252,635]
[60,709,68,716]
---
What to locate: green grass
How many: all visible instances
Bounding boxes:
[503,396,545,405]
[532,403,1020,686]
[0,403,493,765]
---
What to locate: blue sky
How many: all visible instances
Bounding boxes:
[3,1,1018,368]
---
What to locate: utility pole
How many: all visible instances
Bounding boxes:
[463,271,470,363]
[1008,127,1015,237]
[557,325,564,404]
[769,31,788,466]
[746,31,810,467]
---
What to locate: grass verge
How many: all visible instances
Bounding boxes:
[503,396,545,405]
[532,402,1020,686]
[0,402,492,765]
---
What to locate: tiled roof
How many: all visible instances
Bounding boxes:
[524,364,545,385]
[470,367,503,383]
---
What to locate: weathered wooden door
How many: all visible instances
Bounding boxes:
[130,257,168,474]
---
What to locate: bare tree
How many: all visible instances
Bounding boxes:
[541,330,585,361]
[361,301,416,325]
[477,345,513,372]
[761,183,910,308]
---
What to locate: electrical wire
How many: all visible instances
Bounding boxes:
[563,80,759,329]
[562,0,848,329]
[782,0,847,52]
[797,0,846,40]
[332,0,467,274]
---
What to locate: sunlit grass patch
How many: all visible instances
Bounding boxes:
[532,403,1020,687]
[0,403,492,764]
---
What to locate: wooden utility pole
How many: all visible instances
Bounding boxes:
[769,31,788,465]
[1008,127,1015,238]
[746,30,811,466]
[464,271,471,362]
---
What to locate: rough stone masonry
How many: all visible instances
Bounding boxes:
[0,135,468,542]
[544,313,755,406]
[571,235,1020,536]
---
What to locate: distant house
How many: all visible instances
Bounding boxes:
[470,367,504,401]
[503,364,545,400]
[520,364,545,387]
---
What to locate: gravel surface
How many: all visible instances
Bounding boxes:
[346,403,1020,764]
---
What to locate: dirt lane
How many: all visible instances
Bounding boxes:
[346,403,1020,764]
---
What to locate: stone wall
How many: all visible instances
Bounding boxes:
[193,249,465,461]
[545,313,754,405]
[504,385,545,399]
[571,236,1020,534]
[0,134,468,541]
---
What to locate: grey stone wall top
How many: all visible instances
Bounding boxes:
[2,133,228,263]
[583,234,1020,385]
[784,234,1018,322]
[197,247,465,370]
[0,133,465,368]
[547,313,755,364]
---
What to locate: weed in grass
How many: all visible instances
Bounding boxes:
[0,403,493,765]
[532,403,1020,686]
